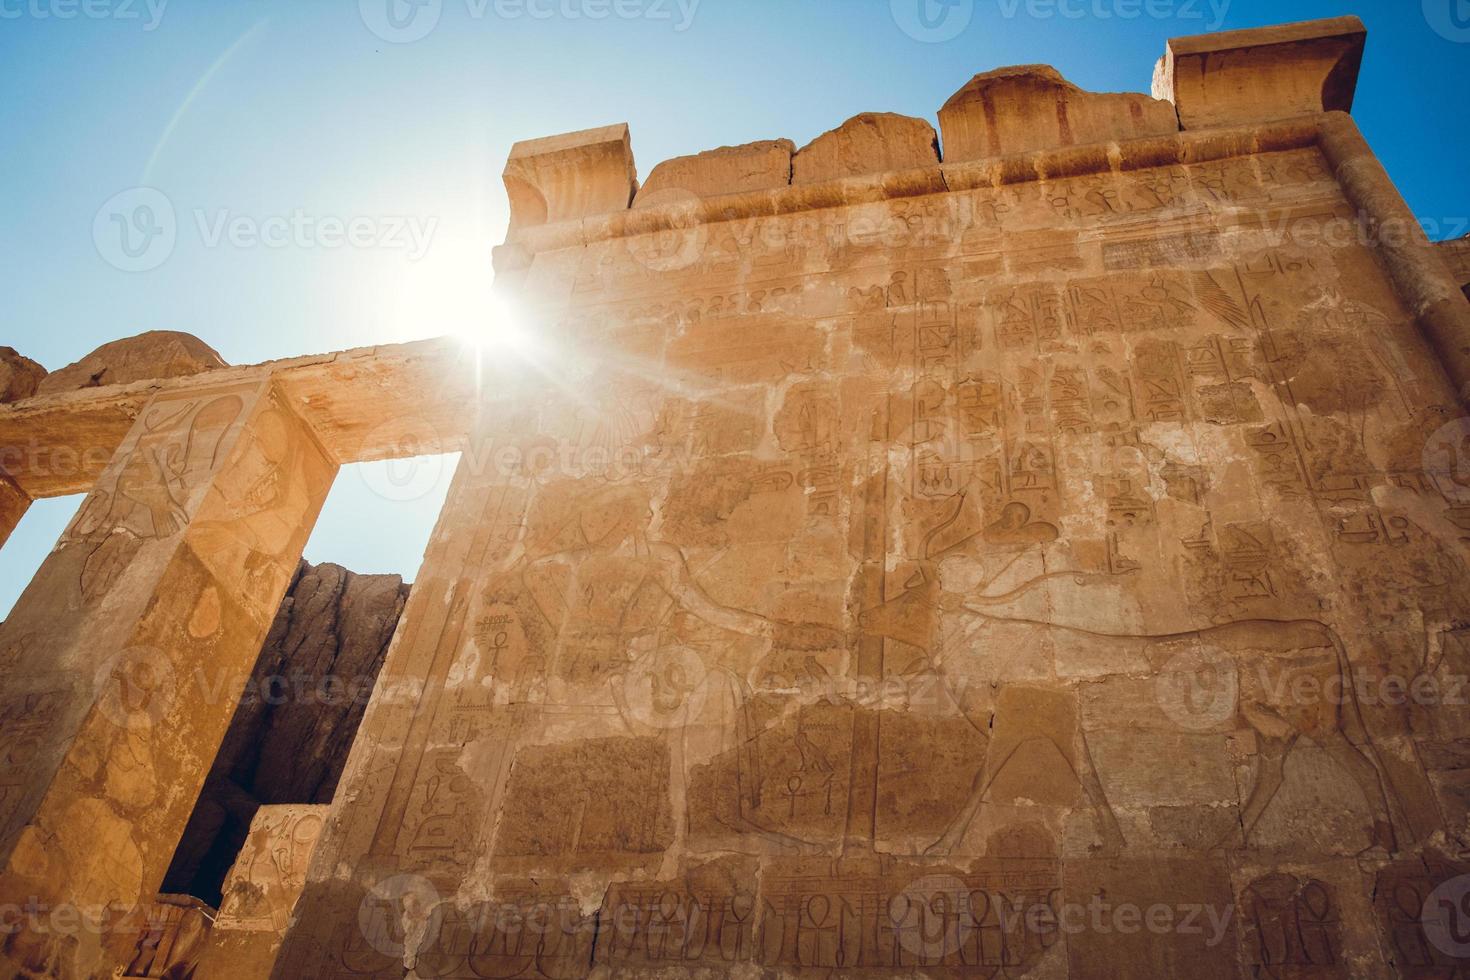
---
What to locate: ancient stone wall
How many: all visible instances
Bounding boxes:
[2,15,1470,980]
[163,560,408,907]
[262,18,1470,980]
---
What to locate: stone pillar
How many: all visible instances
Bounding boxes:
[0,470,28,551]
[0,378,336,979]
[267,428,535,978]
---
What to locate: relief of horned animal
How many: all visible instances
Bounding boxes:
[478,481,845,867]
[857,490,1412,857]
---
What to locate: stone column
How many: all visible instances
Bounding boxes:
[0,378,336,979]
[0,470,27,551]
[267,425,534,978]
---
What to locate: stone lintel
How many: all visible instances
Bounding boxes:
[1154,16,1366,130]
[502,123,637,240]
[0,338,478,499]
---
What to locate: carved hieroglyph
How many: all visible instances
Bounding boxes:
[1,14,1468,980]
[0,381,335,979]
[253,20,1470,980]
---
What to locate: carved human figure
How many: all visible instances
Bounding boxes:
[861,491,1408,856]
[511,483,835,857]
[69,394,245,601]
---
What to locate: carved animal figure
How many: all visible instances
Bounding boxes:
[858,550,1407,856]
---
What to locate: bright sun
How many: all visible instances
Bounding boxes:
[386,232,535,357]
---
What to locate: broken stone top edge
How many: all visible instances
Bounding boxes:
[499,16,1363,242]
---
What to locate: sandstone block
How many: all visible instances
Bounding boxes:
[939,64,1177,163]
[502,123,637,238]
[792,112,939,184]
[634,138,793,205]
[0,347,45,403]
[1153,16,1366,130]
[36,330,226,395]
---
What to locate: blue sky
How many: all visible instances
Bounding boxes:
[1,0,1467,612]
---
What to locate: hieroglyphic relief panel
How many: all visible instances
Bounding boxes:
[0,383,260,867]
[275,137,1468,979]
[0,381,336,980]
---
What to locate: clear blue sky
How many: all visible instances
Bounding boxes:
[2,1,1466,613]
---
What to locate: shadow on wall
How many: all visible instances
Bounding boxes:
[161,560,408,907]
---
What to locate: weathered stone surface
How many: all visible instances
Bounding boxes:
[35,330,226,396]
[163,560,406,906]
[634,138,794,205]
[503,123,637,239]
[193,805,325,980]
[0,472,26,552]
[1154,16,1366,130]
[5,18,1470,980]
[1439,233,1470,297]
[792,112,939,184]
[0,382,335,979]
[115,895,214,980]
[0,348,45,404]
[938,64,1177,162]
